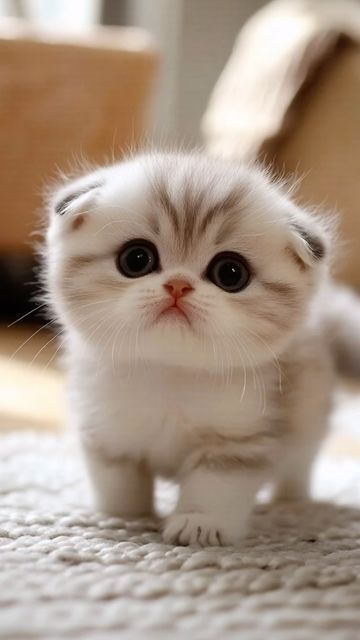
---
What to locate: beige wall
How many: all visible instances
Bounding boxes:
[128,0,267,144]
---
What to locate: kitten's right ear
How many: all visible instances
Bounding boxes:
[52,178,103,218]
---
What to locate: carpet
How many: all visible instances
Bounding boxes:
[1,417,360,638]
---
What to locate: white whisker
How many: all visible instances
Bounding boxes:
[244,326,283,393]
[7,303,48,327]
[10,319,57,361]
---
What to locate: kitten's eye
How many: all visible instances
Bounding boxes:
[116,240,159,278]
[206,252,251,293]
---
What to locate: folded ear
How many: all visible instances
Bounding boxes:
[291,222,326,262]
[51,176,103,218]
[288,206,332,269]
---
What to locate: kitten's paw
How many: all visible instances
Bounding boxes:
[162,513,243,547]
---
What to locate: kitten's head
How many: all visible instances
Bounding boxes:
[45,153,331,371]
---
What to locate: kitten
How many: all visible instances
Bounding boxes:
[45,152,335,546]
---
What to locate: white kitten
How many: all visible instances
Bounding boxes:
[45,152,335,546]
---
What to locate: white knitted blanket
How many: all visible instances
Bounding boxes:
[1,422,360,639]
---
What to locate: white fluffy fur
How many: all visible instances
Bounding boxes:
[45,152,335,546]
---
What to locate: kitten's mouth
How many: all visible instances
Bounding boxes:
[157,302,191,326]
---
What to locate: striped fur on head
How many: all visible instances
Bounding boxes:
[45,152,331,371]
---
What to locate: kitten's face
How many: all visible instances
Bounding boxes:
[46,154,328,371]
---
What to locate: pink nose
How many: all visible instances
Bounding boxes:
[164,279,193,299]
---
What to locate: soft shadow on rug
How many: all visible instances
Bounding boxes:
[1,427,360,640]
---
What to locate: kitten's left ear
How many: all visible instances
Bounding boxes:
[288,208,331,268]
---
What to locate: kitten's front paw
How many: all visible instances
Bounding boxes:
[162,513,243,547]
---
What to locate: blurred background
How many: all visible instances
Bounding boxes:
[0,0,360,439]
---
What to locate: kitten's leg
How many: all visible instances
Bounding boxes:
[273,441,323,501]
[83,447,153,517]
[274,346,333,502]
[163,466,266,546]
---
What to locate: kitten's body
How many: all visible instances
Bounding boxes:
[46,153,335,545]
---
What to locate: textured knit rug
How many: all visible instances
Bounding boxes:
[1,393,360,640]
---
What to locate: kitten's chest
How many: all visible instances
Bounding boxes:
[82,364,267,473]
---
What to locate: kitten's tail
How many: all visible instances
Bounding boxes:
[323,284,360,377]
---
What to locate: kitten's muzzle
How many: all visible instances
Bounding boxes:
[163,279,193,300]
[157,279,194,325]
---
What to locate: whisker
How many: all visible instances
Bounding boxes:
[239,337,266,415]
[7,303,48,328]
[41,336,65,373]
[29,328,63,366]
[244,326,283,393]
[10,319,57,361]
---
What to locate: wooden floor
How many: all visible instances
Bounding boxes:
[1,323,360,462]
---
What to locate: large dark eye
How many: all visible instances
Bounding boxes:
[116,240,159,278]
[206,252,251,293]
